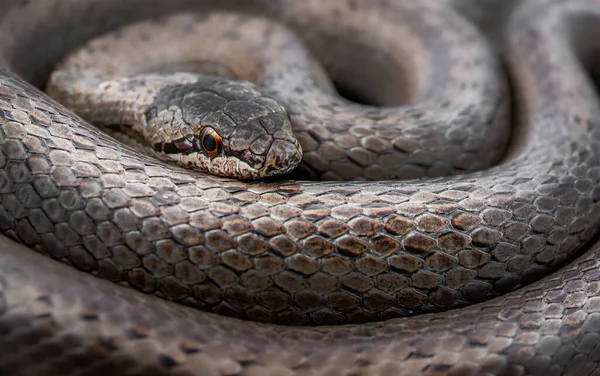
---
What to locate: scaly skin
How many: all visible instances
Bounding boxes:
[1,0,600,375]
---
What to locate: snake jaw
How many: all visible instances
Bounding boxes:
[219,136,302,179]
[175,136,302,180]
[157,127,303,180]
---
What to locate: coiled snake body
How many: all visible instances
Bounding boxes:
[1,0,600,375]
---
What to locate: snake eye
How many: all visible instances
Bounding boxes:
[200,127,222,157]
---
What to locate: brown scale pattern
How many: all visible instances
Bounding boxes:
[1,0,600,375]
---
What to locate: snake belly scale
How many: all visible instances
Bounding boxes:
[2,0,600,375]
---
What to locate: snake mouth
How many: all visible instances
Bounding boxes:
[175,137,302,180]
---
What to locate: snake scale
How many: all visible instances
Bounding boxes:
[2,0,600,374]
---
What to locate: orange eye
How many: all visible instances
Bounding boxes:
[200,127,222,157]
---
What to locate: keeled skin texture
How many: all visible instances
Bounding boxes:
[1,0,600,375]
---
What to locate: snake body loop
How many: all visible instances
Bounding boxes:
[2,0,600,375]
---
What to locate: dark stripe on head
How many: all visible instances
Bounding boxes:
[154,137,194,154]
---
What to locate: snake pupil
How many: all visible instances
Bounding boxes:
[199,127,223,158]
[203,134,217,152]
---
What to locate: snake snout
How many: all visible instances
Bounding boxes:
[226,99,302,178]
[226,133,301,179]
[261,135,303,177]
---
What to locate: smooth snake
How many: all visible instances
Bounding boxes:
[2,0,600,375]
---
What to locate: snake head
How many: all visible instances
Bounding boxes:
[147,77,302,179]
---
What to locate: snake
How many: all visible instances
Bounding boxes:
[2,0,600,374]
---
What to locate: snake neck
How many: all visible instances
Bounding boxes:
[47,72,202,131]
